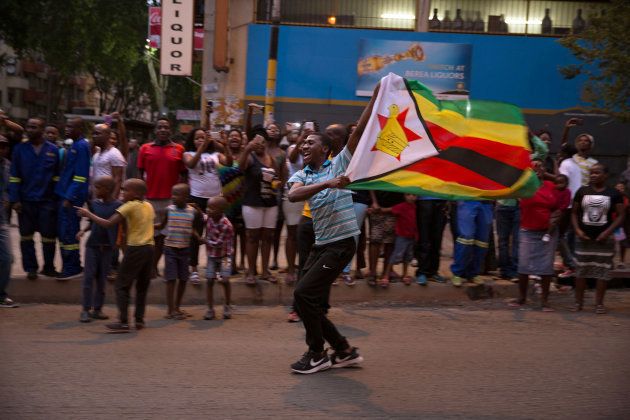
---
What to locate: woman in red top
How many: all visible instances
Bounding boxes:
[510,160,566,311]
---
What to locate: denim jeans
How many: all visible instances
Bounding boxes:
[82,246,113,310]
[0,225,13,300]
[495,205,520,278]
[450,201,493,279]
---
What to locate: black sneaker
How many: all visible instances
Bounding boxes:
[105,322,130,333]
[40,269,60,278]
[57,269,83,281]
[91,310,109,320]
[330,347,364,368]
[27,271,38,280]
[135,320,145,330]
[79,310,92,323]
[291,350,331,374]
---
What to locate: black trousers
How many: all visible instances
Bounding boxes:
[294,236,355,353]
[296,216,315,279]
[415,200,447,276]
[116,245,154,324]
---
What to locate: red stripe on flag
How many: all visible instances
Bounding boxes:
[425,121,530,170]
[409,157,507,191]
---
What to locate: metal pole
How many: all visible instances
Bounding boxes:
[264,0,280,125]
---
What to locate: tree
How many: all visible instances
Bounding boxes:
[559,0,630,122]
[0,0,154,117]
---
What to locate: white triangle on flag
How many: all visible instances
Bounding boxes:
[346,73,439,182]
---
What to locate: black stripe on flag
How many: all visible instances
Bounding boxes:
[438,147,524,187]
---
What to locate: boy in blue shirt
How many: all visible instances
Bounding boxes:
[77,176,121,322]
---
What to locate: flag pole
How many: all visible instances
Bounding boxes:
[264,0,280,125]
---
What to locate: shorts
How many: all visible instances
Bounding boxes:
[369,213,396,244]
[242,205,278,229]
[517,229,557,276]
[206,256,232,282]
[282,199,304,226]
[149,199,171,236]
[164,246,190,282]
[388,236,415,264]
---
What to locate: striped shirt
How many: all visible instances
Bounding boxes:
[289,146,359,245]
[164,204,196,248]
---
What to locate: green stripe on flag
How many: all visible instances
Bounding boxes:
[406,80,525,126]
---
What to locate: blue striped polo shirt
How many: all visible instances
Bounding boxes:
[289,146,359,245]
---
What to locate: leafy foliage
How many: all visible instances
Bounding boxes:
[0,0,154,116]
[559,0,630,122]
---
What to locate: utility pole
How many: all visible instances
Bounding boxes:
[264,0,280,125]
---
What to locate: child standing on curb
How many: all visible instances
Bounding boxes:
[76,178,155,333]
[156,183,202,320]
[377,193,418,287]
[77,176,121,322]
[204,196,234,320]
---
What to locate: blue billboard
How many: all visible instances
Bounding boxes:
[356,39,472,99]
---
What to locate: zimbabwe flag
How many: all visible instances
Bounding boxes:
[347,74,540,200]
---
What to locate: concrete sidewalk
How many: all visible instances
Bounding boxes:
[7,223,628,306]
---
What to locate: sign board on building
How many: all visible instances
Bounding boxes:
[160,0,194,76]
[356,40,472,100]
[175,110,201,121]
[148,6,161,48]
[149,7,203,51]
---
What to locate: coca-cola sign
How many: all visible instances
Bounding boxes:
[148,6,161,48]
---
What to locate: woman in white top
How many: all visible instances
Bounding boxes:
[184,128,233,282]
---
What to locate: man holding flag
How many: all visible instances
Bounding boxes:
[286,85,382,374]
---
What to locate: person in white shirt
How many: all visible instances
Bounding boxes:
[557,132,597,278]
[91,124,127,199]
[183,128,233,283]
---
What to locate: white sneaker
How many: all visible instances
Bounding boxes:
[0,297,18,308]
[189,271,200,284]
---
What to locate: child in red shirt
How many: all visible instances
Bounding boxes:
[377,194,418,287]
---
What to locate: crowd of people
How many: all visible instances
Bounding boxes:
[0,105,627,335]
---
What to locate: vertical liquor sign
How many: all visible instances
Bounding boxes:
[160,0,194,76]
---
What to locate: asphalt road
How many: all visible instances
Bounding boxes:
[2,297,630,419]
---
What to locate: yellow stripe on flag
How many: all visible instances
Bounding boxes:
[412,92,529,148]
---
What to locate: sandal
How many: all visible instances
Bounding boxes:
[402,276,413,285]
[379,278,390,288]
[367,275,377,287]
[176,309,192,318]
[541,305,555,313]
[507,298,525,308]
[595,305,607,314]
[245,274,256,286]
[570,302,583,312]
[284,273,296,286]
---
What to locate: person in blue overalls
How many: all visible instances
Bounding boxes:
[55,117,90,279]
[9,117,60,279]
